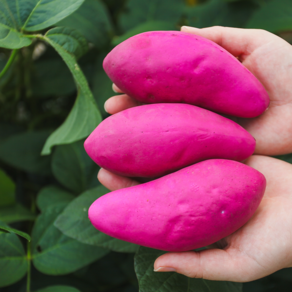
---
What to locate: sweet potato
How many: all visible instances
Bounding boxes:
[103,31,269,118]
[88,159,266,251]
[84,104,255,177]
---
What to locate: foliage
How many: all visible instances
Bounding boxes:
[0,0,292,291]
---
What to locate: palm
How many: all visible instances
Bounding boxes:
[237,35,292,155]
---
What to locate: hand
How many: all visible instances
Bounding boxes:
[99,155,292,282]
[105,26,292,156]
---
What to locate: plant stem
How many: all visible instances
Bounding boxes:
[0,49,18,79]
[26,239,32,292]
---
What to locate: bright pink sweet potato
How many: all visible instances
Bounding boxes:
[84,103,255,178]
[89,159,266,251]
[103,31,269,118]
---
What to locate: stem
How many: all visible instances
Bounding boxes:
[0,49,18,79]
[26,241,31,292]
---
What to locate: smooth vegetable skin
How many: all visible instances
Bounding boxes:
[84,104,255,178]
[89,159,266,251]
[103,31,269,118]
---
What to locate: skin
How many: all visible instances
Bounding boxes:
[98,26,292,282]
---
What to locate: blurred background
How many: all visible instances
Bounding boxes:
[0,0,292,291]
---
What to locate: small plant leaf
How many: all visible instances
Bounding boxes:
[0,223,31,241]
[32,203,109,275]
[0,221,28,287]
[51,140,99,194]
[41,28,102,155]
[37,186,75,212]
[54,186,139,253]
[57,0,113,48]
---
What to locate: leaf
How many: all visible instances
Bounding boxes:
[135,247,243,292]
[32,204,109,275]
[57,0,113,48]
[0,221,28,287]
[118,0,184,32]
[0,27,31,49]
[0,203,36,223]
[41,28,102,155]
[0,168,15,207]
[54,185,139,253]
[0,223,31,241]
[186,0,257,28]
[37,186,75,212]
[44,27,88,59]
[112,21,177,46]
[21,0,85,32]
[247,0,292,32]
[51,140,99,193]
[0,131,52,175]
[0,0,85,49]
[36,286,81,292]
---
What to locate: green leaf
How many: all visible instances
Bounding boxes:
[112,21,177,46]
[135,247,243,292]
[51,140,99,193]
[22,0,85,32]
[32,204,109,275]
[44,27,88,59]
[119,0,184,32]
[54,186,139,253]
[0,204,36,224]
[0,168,15,207]
[247,0,292,32]
[0,27,31,49]
[0,223,31,241]
[0,131,52,175]
[57,0,113,48]
[186,0,257,28]
[0,123,23,142]
[0,0,85,49]
[37,186,75,212]
[36,286,81,292]
[0,221,27,287]
[41,28,102,155]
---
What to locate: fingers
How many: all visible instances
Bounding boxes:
[112,84,123,93]
[181,26,276,60]
[154,249,264,282]
[104,94,142,115]
[98,168,140,191]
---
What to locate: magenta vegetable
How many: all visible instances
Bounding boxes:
[103,31,269,118]
[89,159,266,251]
[84,103,255,178]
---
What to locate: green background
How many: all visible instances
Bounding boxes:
[0,0,292,291]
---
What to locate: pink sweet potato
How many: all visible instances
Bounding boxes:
[88,159,266,251]
[84,104,255,178]
[103,31,269,118]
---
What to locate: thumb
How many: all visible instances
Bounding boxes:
[181,26,276,60]
[154,249,265,282]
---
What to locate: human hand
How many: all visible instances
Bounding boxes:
[105,26,292,156]
[98,155,292,282]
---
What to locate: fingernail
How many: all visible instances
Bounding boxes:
[154,267,177,272]
[104,100,109,113]
[181,26,199,30]
[112,84,118,93]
